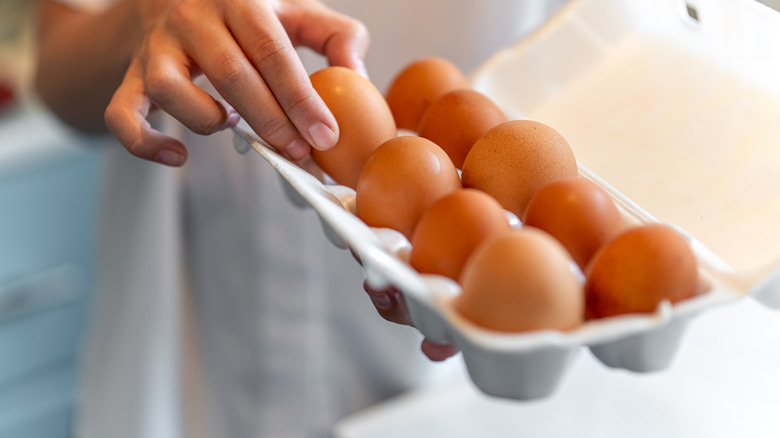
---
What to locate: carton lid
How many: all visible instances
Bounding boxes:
[471,0,780,278]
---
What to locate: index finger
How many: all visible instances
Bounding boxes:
[226,2,339,151]
[104,58,188,166]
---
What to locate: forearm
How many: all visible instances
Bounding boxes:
[35,0,141,133]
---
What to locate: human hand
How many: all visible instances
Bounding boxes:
[363,281,459,362]
[104,0,369,166]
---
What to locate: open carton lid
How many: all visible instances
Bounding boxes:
[471,0,780,298]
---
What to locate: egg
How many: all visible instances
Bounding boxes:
[417,89,508,168]
[523,177,626,270]
[410,189,511,281]
[356,136,461,240]
[309,66,397,189]
[585,224,700,319]
[461,120,578,219]
[454,228,583,333]
[385,57,469,131]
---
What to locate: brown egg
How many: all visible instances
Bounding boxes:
[418,89,508,168]
[523,177,625,271]
[356,136,462,240]
[585,224,700,320]
[455,228,583,333]
[310,66,397,189]
[410,189,511,281]
[461,120,578,219]
[385,57,469,132]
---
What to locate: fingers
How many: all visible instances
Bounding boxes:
[421,339,459,362]
[106,31,242,166]
[172,16,306,160]
[226,3,340,150]
[168,1,338,161]
[104,58,189,166]
[107,0,369,166]
[281,1,370,76]
[364,282,412,326]
[143,47,240,136]
[363,280,459,361]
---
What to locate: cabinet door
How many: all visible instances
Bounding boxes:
[0,128,103,436]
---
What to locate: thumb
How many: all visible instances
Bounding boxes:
[281,1,370,77]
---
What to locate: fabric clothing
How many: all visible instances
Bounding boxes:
[180,123,439,438]
[57,1,565,437]
[80,111,439,438]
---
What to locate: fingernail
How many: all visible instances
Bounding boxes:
[218,101,240,130]
[308,121,337,150]
[354,58,369,79]
[222,109,240,129]
[285,137,309,161]
[156,149,185,167]
[367,290,392,310]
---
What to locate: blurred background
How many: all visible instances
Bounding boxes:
[1,1,779,437]
[0,1,104,437]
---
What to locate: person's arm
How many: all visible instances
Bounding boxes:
[35,0,140,133]
[35,0,453,362]
[34,0,369,166]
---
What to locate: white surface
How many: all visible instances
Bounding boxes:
[472,0,780,276]
[335,298,780,438]
[528,35,780,273]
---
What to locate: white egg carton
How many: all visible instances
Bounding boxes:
[232,0,780,400]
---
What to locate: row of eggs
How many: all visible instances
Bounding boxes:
[305,57,702,333]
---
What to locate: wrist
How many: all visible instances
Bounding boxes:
[132,0,180,33]
[108,0,145,59]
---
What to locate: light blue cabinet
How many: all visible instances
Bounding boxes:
[0,108,104,438]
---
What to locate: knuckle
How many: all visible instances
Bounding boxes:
[256,114,294,143]
[284,91,318,119]
[250,34,293,73]
[210,56,252,94]
[103,102,120,131]
[345,18,369,41]
[327,15,369,46]
[144,68,178,105]
[166,0,198,32]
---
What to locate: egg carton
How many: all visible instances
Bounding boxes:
[232,0,780,400]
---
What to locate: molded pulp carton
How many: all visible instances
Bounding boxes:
[232,0,780,400]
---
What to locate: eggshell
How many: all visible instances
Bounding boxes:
[356,136,462,240]
[418,89,508,168]
[585,224,700,319]
[385,57,469,131]
[310,66,397,189]
[461,120,578,219]
[523,177,626,270]
[455,228,584,333]
[410,188,511,281]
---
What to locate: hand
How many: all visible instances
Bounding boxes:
[104,0,369,166]
[364,281,459,362]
